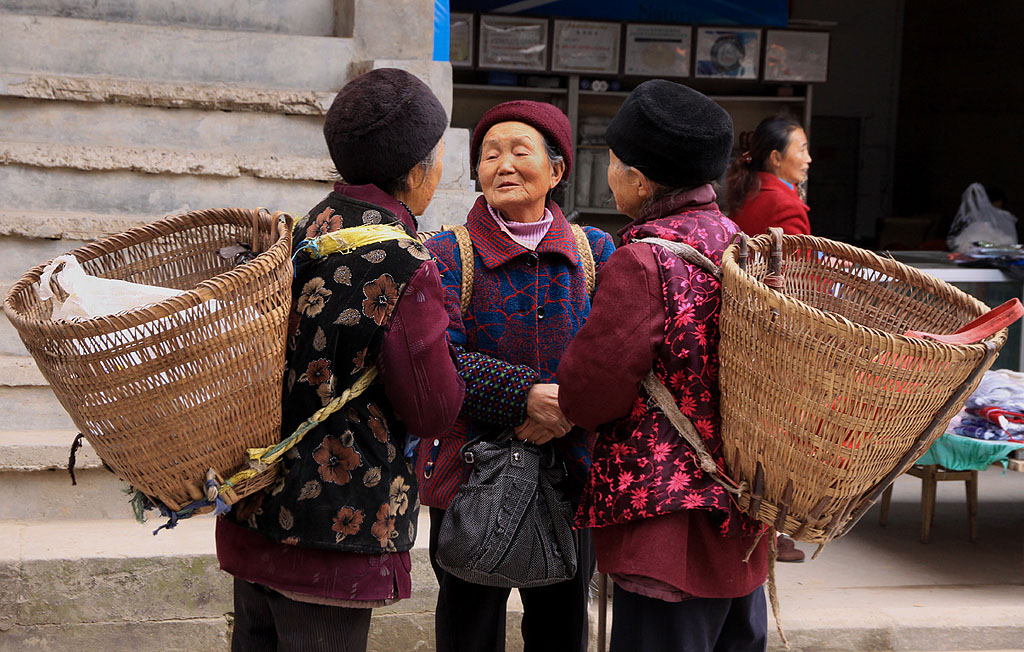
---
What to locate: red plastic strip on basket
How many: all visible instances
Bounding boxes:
[904,298,1024,345]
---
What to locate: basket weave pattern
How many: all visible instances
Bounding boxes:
[718,234,1005,543]
[4,208,292,512]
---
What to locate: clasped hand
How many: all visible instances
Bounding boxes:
[514,383,573,445]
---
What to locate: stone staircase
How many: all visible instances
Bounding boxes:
[0,1,478,650]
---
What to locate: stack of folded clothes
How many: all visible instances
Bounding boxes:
[951,369,1024,442]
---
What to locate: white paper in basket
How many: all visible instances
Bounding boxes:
[38,255,184,320]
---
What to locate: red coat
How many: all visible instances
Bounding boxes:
[731,172,810,236]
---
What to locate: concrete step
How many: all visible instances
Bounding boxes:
[0,14,355,91]
[0,429,136,520]
[0,93,472,190]
[0,514,463,651]
[1,71,336,116]
[0,164,331,224]
[0,167,477,242]
[1,140,334,182]
[0,96,328,159]
[1,0,338,36]
[0,355,74,430]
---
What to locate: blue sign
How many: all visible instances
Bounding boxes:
[448,0,787,26]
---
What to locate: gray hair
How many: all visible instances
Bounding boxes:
[380,139,443,195]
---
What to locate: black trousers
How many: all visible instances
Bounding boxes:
[429,507,595,652]
[231,578,372,652]
[609,583,767,652]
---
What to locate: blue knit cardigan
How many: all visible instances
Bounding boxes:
[415,194,615,509]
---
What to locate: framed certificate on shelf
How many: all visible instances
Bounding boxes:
[695,27,761,80]
[551,20,621,75]
[624,24,692,77]
[449,13,474,68]
[478,15,549,71]
[764,30,830,82]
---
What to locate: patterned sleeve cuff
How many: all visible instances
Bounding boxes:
[456,348,539,428]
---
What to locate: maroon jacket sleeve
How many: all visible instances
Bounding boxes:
[557,244,665,430]
[378,261,464,439]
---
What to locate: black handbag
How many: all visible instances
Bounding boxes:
[435,432,579,588]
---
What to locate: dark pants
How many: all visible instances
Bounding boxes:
[609,583,767,652]
[231,578,372,652]
[429,507,595,652]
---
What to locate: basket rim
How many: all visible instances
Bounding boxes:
[722,232,1007,354]
[2,207,293,336]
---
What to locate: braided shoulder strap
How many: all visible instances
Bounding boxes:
[448,224,475,315]
[447,223,597,316]
[571,224,596,295]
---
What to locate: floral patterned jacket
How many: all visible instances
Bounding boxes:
[559,188,761,537]
[229,191,432,553]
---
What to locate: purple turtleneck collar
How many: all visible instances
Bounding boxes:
[332,182,417,233]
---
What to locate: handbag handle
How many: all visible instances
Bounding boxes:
[904,298,1023,345]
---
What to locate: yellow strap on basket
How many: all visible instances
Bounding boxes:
[220,367,379,490]
[304,224,415,258]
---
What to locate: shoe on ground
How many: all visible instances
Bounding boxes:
[776,534,805,563]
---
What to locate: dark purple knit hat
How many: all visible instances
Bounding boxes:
[470,100,573,177]
[323,68,448,188]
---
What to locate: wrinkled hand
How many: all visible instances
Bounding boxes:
[514,418,560,445]
[524,383,573,436]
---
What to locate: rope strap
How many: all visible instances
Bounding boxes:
[221,367,379,488]
[642,372,744,495]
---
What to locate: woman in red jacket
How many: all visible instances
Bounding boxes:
[726,115,812,236]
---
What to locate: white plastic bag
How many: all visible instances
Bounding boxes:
[947,182,1019,252]
[38,254,184,320]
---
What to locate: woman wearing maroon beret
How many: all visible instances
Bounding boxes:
[419,100,615,652]
[558,81,769,652]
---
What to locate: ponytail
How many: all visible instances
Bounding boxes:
[724,115,802,216]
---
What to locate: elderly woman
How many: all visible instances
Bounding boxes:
[215,68,463,652]
[558,81,770,652]
[726,114,813,236]
[418,100,614,652]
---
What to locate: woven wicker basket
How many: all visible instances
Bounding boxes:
[3,208,293,512]
[718,231,1006,545]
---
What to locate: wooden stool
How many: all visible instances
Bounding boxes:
[878,464,978,543]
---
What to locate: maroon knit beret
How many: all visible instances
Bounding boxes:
[323,68,447,188]
[470,100,573,177]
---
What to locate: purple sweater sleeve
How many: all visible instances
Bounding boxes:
[379,261,464,439]
[557,244,665,430]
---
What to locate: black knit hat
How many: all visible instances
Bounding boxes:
[605,80,733,188]
[323,68,448,187]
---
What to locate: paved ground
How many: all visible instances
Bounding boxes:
[760,466,1024,651]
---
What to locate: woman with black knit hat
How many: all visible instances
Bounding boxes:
[215,68,464,652]
[417,100,614,652]
[558,80,770,652]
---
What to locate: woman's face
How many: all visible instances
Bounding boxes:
[477,121,564,222]
[401,139,445,216]
[771,127,811,186]
[607,150,644,219]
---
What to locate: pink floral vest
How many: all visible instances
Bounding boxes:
[576,204,761,537]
